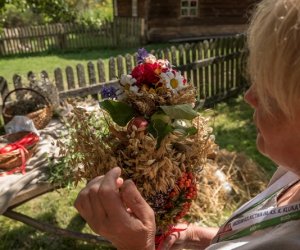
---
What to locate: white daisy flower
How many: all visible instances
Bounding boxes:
[144,54,157,64]
[160,70,186,93]
[120,75,138,93]
[117,74,139,100]
[157,59,171,69]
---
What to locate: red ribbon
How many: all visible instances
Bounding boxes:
[0,132,39,177]
[155,225,187,250]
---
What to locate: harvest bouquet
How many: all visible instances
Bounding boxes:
[60,48,216,237]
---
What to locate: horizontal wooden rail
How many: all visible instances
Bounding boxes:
[176,51,242,71]
[3,210,112,246]
[59,79,119,99]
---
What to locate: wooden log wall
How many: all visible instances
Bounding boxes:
[0,35,247,110]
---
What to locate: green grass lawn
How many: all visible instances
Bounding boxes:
[203,95,276,175]
[0,44,173,85]
[0,183,114,250]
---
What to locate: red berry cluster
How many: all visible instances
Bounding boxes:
[166,172,198,222]
[178,172,197,200]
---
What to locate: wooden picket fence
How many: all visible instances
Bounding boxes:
[0,17,145,56]
[0,35,248,112]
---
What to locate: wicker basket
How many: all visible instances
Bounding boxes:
[0,131,39,171]
[2,88,53,130]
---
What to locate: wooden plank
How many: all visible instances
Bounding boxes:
[225,37,231,92]
[203,40,210,98]
[97,59,106,83]
[28,26,35,54]
[164,48,170,62]
[209,40,216,97]
[117,55,124,78]
[220,38,226,96]
[197,42,205,100]
[87,62,97,85]
[76,64,86,88]
[215,38,221,96]
[157,49,163,60]
[54,68,64,91]
[171,46,177,67]
[40,70,49,80]
[13,74,27,101]
[3,210,112,245]
[13,74,23,93]
[185,43,192,83]
[33,26,39,53]
[236,35,245,89]
[59,79,119,99]
[11,28,18,55]
[175,53,240,71]
[109,57,117,80]
[27,71,36,86]
[229,38,237,89]
[66,66,76,90]
[125,54,133,74]
[87,61,98,99]
[178,45,185,80]
[133,52,138,66]
[0,77,10,105]
[191,44,198,99]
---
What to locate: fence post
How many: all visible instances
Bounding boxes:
[171,46,177,67]
[109,57,117,80]
[203,40,210,99]
[54,68,64,91]
[0,77,10,103]
[97,59,106,83]
[125,54,133,74]
[76,64,87,88]
[87,62,98,99]
[117,55,124,78]
[12,74,26,100]
[66,66,76,90]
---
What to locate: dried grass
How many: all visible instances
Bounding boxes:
[60,99,218,230]
[60,98,268,230]
[190,149,269,226]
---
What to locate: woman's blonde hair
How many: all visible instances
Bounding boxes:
[247,0,300,118]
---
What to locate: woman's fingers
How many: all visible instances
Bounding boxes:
[97,167,129,219]
[120,179,155,226]
[74,175,105,221]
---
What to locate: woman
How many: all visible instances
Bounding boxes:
[74,0,300,249]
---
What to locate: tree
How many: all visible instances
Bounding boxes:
[26,0,76,23]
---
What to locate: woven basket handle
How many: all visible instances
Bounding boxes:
[2,87,51,112]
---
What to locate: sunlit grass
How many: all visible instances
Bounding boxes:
[0,183,114,250]
[203,95,276,175]
[0,44,173,84]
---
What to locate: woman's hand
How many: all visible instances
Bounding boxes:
[74,167,156,250]
[161,224,218,250]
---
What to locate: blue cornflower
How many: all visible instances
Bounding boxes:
[100,86,117,99]
[137,48,149,64]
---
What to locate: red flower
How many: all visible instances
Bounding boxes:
[131,62,161,87]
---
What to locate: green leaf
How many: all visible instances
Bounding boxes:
[149,118,174,148]
[99,100,135,126]
[160,104,199,120]
[173,127,198,136]
[172,119,198,136]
